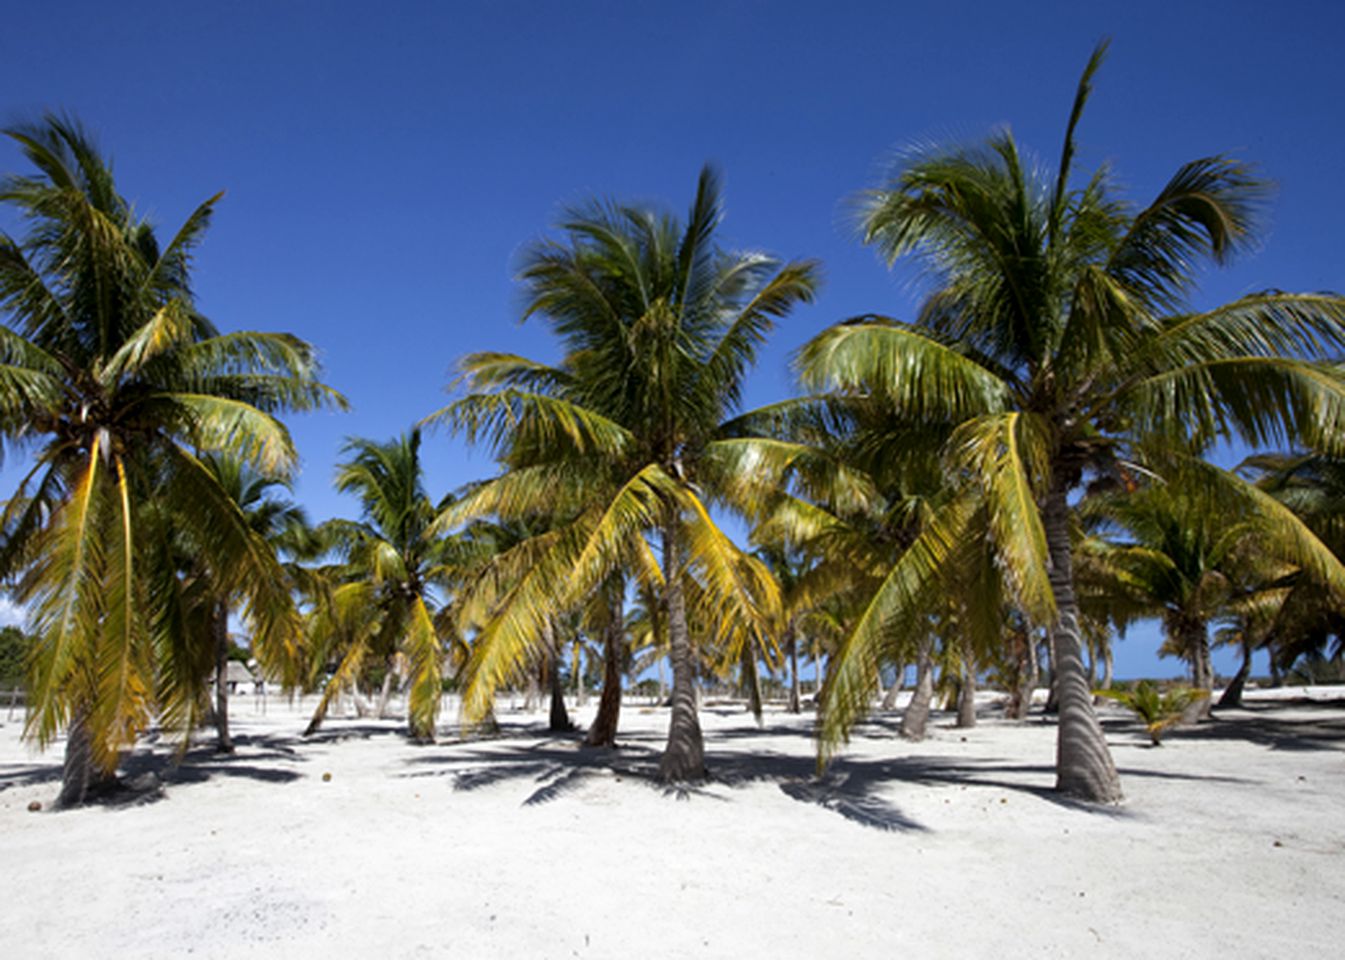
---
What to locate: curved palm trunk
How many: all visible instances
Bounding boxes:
[658,520,705,782]
[900,639,934,740]
[212,600,234,753]
[1217,642,1253,709]
[584,597,625,748]
[1044,484,1123,802]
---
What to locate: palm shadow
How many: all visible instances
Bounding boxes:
[1171,704,1345,752]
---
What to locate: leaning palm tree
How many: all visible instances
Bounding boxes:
[799,44,1345,801]
[304,429,446,740]
[429,166,819,780]
[0,116,340,805]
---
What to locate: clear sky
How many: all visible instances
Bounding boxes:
[2,0,1343,679]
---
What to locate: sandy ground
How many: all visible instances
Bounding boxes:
[2,687,1343,959]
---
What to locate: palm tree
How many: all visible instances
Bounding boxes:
[798,44,1345,801]
[0,116,339,805]
[1078,483,1271,719]
[195,454,312,752]
[1240,450,1345,677]
[430,166,819,780]
[303,429,447,740]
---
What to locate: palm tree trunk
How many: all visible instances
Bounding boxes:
[1100,647,1114,690]
[881,659,905,710]
[1004,629,1032,719]
[786,624,801,714]
[658,519,705,782]
[1042,639,1059,714]
[1043,482,1123,802]
[1176,617,1213,720]
[1269,648,1284,687]
[374,663,397,719]
[1217,642,1253,709]
[900,638,934,740]
[57,704,97,808]
[956,647,977,729]
[573,644,584,706]
[548,659,574,732]
[212,600,234,753]
[546,620,574,732]
[585,594,624,748]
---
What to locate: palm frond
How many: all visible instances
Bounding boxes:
[797,318,1010,420]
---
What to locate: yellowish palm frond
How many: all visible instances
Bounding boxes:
[948,412,1055,624]
[797,319,1010,420]
[818,492,976,765]
[170,393,298,477]
[20,443,107,749]
[403,596,442,740]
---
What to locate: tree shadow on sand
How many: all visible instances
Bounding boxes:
[1171,703,1345,753]
[3,732,308,809]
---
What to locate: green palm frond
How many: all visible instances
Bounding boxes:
[797,318,1010,420]
[818,493,977,765]
[403,596,442,740]
[1108,157,1267,312]
[948,412,1055,622]
[1122,357,1345,454]
[20,444,108,749]
[454,351,572,393]
[167,393,298,476]
[425,388,634,460]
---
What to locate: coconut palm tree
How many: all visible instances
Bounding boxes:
[1078,483,1272,718]
[798,44,1345,801]
[303,429,446,740]
[1246,451,1345,650]
[0,115,339,805]
[429,166,819,780]
[194,455,312,752]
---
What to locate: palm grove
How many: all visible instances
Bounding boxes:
[4,48,1344,806]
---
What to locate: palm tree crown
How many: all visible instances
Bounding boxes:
[799,43,1345,801]
[0,115,341,802]
[431,165,820,778]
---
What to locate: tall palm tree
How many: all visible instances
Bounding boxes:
[304,429,446,740]
[430,166,819,780]
[798,44,1345,801]
[0,116,340,805]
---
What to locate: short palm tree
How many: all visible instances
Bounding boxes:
[1078,483,1268,718]
[304,429,446,740]
[798,44,1345,801]
[430,166,819,780]
[0,116,339,805]
[194,454,312,752]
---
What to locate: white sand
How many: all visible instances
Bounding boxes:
[2,688,1343,959]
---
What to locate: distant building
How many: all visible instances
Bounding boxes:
[221,661,257,694]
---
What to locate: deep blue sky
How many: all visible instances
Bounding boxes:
[2,1,1343,678]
